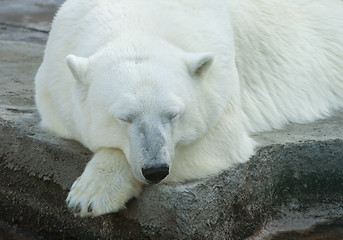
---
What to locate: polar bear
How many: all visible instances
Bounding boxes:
[35,0,343,217]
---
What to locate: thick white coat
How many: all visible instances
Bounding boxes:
[35,0,343,217]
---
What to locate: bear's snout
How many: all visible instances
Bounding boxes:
[141,164,169,184]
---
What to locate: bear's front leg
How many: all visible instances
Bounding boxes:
[66,148,143,217]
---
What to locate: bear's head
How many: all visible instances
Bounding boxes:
[66,39,229,184]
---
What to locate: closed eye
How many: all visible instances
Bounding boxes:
[116,114,135,124]
[168,112,180,121]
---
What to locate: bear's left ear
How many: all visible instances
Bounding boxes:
[186,52,214,78]
[66,54,90,85]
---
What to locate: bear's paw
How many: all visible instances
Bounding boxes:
[66,149,143,217]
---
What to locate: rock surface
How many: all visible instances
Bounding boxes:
[0,1,343,239]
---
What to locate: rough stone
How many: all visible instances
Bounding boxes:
[0,0,63,32]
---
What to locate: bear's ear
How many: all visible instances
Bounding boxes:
[66,54,90,85]
[186,52,214,78]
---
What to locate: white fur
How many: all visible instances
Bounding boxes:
[35,0,343,217]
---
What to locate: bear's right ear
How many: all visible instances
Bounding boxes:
[186,52,214,78]
[66,54,90,85]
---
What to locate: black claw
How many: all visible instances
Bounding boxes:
[68,203,75,211]
[74,203,81,214]
[124,197,136,208]
[87,203,93,213]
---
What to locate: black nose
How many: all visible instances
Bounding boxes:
[142,165,169,184]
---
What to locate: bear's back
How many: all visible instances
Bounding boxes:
[45,0,233,59]
[230,0,343,132]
